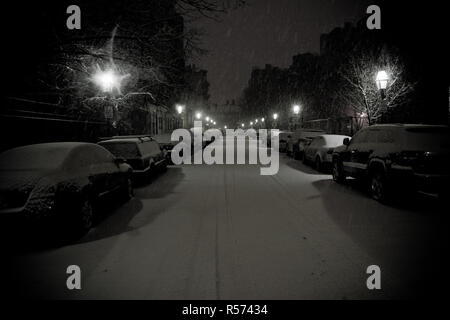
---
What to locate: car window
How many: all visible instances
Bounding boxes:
[377,129,395,143]
[366,129,379,143]
[65,146,95,170]
[90,145,115,163]
[100,142,141,158]
[350,130,368,144]
[139,141,160,156]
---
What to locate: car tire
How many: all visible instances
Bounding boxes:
[302,152,307,164]
[370,169,390,203]
[64,198,94,238]
[332,159,345,184]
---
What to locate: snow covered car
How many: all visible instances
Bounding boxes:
[274,131,292,152]
[0,142,133,234]
[303,134,351,171]
[331,124,450,202]
[154,133,177,165]
[286,129,325,159]
[98,135,167,179]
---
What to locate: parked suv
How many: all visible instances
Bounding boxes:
[98,135,167,179]
[331,124,450,202]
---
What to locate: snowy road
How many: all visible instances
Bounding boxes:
[6,139,448,299]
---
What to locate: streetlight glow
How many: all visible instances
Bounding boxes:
[376,70,389,90]
[176,104,184,114]
[293,105,300,114]
[250,121,253,126]
[241,123,245,128]
[261,118,265,122]
[196,112,202,120]
[273,113,278,120]
[255,119,258,123]
[206,116,210,122]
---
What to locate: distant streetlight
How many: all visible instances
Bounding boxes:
[250,121,253,126]
[224,125,227,129]
[293,105,300,115]
[176,104,184,114]
[273,113,278,120]
[196,112,202,120]
[261,118,265,122]
[376,70,389,90]
[213,121,216,125]
[206,116,210,122]
[255,119,258,124]
[241,123,245,128]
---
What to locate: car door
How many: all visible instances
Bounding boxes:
[89,145,122,196]
[342,129,367,176]
[306,137,319,161]
[356,129,378,176]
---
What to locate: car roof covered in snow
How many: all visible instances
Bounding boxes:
[0,142,97,171]
[316,134,351,146]
[99,138,152,144]
[368,124,449,129]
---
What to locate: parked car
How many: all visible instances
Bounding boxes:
[286,129,325,158]
[303,134,351,171]
[277,131,293,152]
[98,135,167,179]
[154,133,177,165]
[0,142,133,234]
[331,124,450,202]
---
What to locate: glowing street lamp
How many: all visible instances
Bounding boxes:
[213,121,216,125]
[261,118,265,122]
[376,70,389,90]
[92,67,129,94]
[224,125,227,129]
[196,112,202,120]
[273,113,278,120]
[293,105,300,115]
[255,119,258,124]
[241,123,245,128]
[176,104,184,114]
[250,121,253,126]
[206,116,210,122]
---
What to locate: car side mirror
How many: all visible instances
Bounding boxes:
[343,138,350,146]
[114,157,126,165]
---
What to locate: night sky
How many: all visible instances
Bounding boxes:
[192,0,372,104]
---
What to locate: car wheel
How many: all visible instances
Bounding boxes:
[68,198,94,236]
[315,157,322,172]
[332,159,345,184]
[370,170,390,203]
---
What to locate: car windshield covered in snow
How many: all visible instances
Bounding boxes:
[322,135,350,147]
[403,126,450,151]
[0,143,74,171]
[100,142,141,158]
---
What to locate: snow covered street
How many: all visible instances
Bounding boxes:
[6,139,447,300]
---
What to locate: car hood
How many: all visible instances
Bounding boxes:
[0,169,50,193]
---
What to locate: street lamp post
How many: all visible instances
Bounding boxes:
[376,70,389,123]
[176,104,185,128]
[272,113,278,129]
[92,67,129,136]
